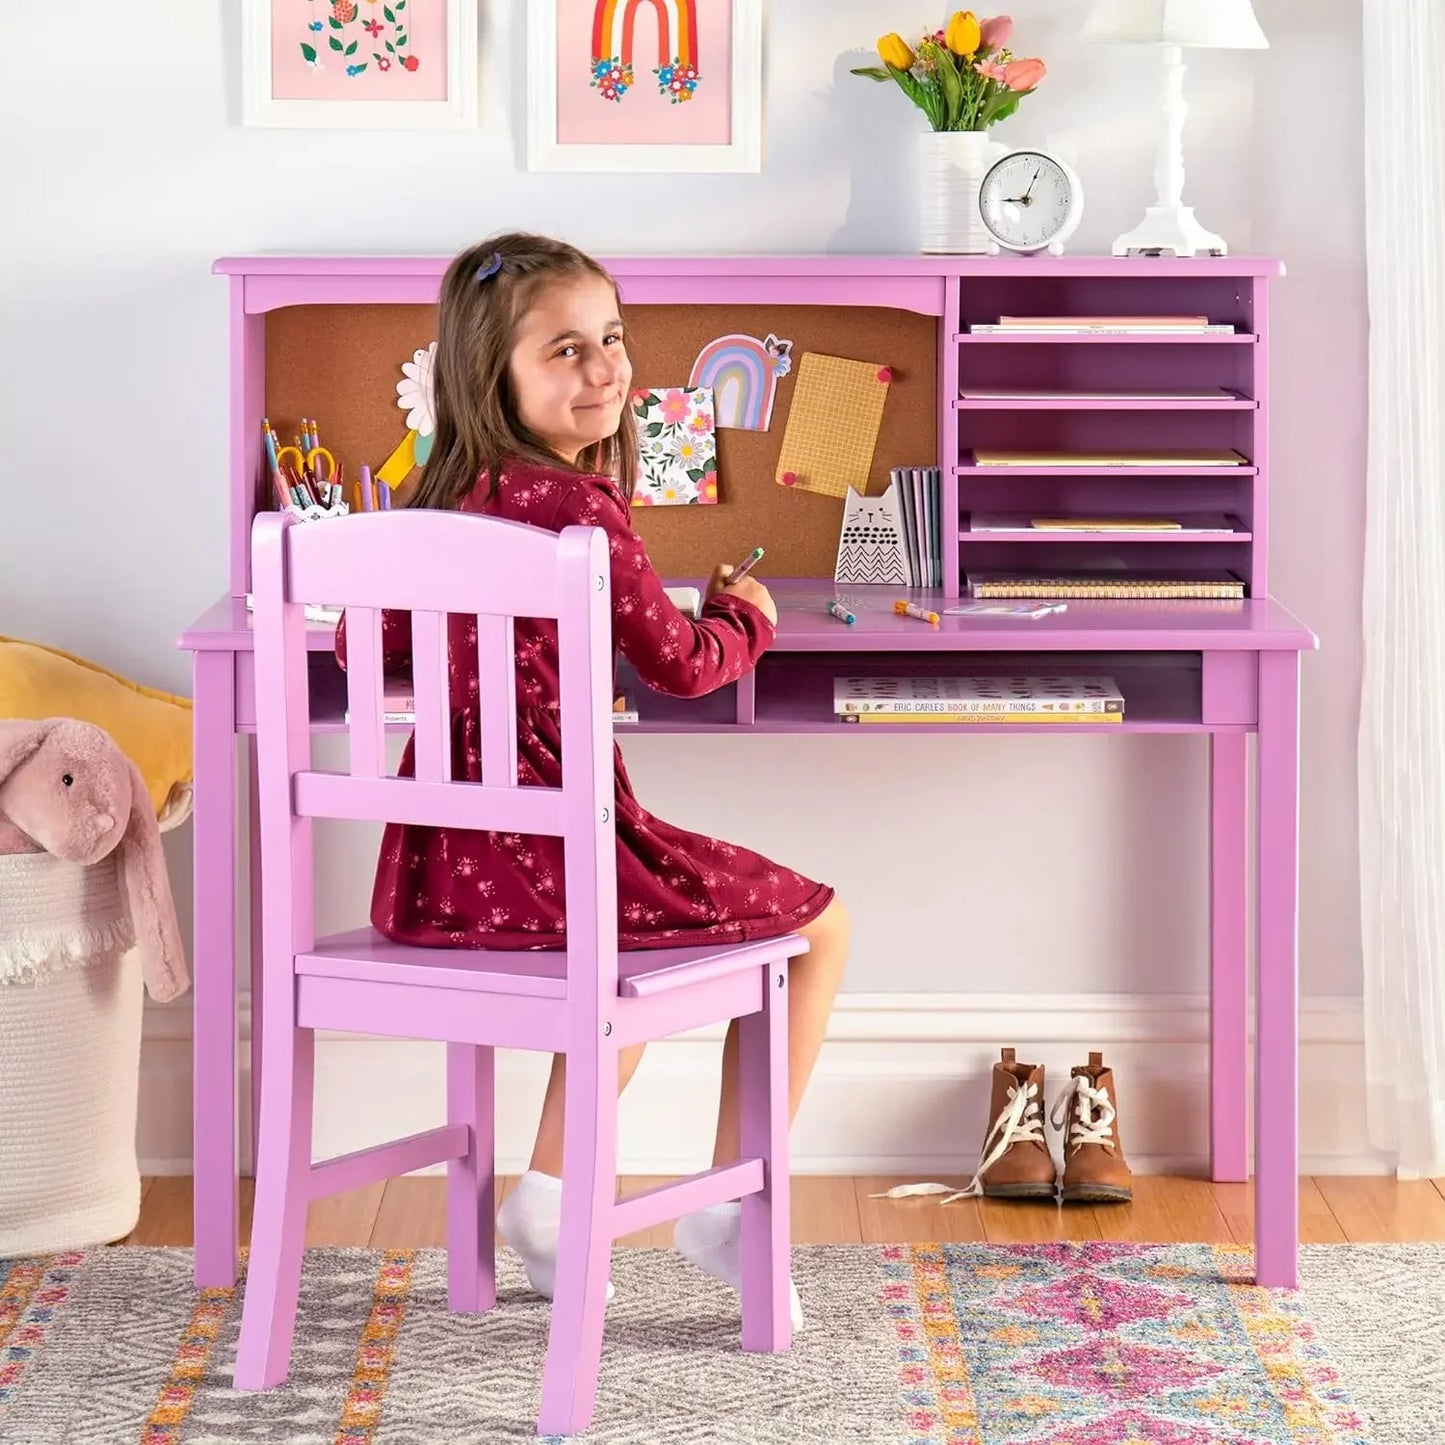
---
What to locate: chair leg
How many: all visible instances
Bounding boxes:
[233,1023,316,1390]
[446,1043,496,1313]
[537,1042,619,1438]
[739,962,792,1353]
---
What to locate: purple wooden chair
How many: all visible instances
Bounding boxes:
[236,509,803,1435]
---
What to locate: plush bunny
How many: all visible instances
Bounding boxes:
[0,717,188,1003]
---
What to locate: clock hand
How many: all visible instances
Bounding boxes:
[1022,166,1042,202]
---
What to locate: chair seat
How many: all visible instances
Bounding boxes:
[298,926,808,1001]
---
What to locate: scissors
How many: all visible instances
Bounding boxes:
[275,444,336,482]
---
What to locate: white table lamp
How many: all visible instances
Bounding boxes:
[1084,0,1267,257]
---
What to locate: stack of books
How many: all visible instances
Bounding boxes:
[834,675,1124,725]
[890,465,943,587]
[967,314,1236,336]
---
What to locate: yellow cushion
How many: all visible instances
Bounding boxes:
[0,635,192,819]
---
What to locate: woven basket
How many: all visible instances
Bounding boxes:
[0,851,144,1256]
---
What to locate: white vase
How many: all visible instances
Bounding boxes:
[919,130,1002,255]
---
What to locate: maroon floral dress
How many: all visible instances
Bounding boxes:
[335,457,834,951]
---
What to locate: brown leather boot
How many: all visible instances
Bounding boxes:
[1054,1052,1133,1203]
[956,1048,1056,1200]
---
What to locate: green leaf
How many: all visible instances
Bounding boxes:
[329,35,344,50]
[329,15,342,27]
[395,0,406,9]
[384,4,394,18]
[385,39,395,51]
[687,468,707,482]
[646,422,664,436]
[848,66,892,81]
[300,41,317,61]
[935,53,964,128]
[351,61,367,73]
[396,33,405,44]
[345,38,357,53]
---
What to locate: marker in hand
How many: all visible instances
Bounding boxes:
[728,546,765,584]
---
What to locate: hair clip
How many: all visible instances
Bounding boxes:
[475,251,503,283]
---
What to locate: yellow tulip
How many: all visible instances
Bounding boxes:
[945,10,982,57]
[877,32,916,70]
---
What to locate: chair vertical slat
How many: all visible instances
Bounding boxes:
[412,611,452,783]
[345,607,384,779]
[477,614,518,788]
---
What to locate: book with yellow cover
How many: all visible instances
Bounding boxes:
[971,448,1248,468]
[840,711,1122,724]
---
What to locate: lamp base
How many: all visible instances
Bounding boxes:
[1111,205,1228,258]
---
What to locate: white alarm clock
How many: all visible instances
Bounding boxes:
[977,148,1083,256]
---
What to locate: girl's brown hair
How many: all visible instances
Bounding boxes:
[406,232,637,511]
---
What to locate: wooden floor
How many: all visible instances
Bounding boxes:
[125,1174,1445,1249]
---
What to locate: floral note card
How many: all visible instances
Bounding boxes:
[632,386,719,506]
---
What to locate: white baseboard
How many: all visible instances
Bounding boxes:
[138,992,1387,1177]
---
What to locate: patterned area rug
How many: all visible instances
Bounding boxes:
[1,1242,1441,1443]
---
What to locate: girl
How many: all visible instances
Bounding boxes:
[337,233,849,1327]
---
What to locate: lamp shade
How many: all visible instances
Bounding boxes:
[1083,0,1267,48]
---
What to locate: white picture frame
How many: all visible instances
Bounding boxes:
[241,0,478,129]
[527,0,762,173]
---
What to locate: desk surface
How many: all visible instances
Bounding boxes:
[179,582,1317,655]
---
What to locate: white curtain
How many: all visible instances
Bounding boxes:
[1358,0,1445,1177]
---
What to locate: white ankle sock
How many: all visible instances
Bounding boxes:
[496,1171,614,1302]
[674,1202,804,1331]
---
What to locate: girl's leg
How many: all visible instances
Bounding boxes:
[529,1044,646,1176]
[712,896,851,1164]
[675,897,850,1330]
[497,1044,646,1300]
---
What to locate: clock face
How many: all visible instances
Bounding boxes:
[979,151,1077,252]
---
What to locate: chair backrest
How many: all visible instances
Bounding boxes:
[249,508,619,1010]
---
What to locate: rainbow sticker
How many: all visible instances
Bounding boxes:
[591,0,701,101]
[687,332,793,432]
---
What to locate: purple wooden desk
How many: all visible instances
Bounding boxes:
[179,253,1316,1293]
[178,585,1314,1290]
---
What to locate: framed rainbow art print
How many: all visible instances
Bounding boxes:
[527,0,762,172]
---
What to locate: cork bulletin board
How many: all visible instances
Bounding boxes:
[264,303,937,579]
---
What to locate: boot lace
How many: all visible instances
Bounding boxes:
[1051,1076,1117,1152]
[940,1080,1046,1203]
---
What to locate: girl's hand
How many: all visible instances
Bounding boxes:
[706,562,734,600]
[722,574,777,626]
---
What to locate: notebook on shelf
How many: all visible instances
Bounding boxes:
[970,448,1249,468]
[964,571,1246,600]
[965,513,1243,534]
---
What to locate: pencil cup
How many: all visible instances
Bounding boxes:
[284,500,351,523]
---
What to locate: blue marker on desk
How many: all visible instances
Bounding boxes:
[826,599,856,625]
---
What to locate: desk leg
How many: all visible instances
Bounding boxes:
[1209,731,1249,1182]
[193,652,238,1289]
[247,735,263,1179]
[1255,651,1300,1288]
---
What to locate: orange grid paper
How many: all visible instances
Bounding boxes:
[774,352,892,498]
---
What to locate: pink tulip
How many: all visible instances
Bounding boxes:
[1003,57,1045,90]
[975,58,1008,81]
[979,15,1013,50]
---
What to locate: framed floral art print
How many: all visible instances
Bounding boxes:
[242,0,478,128]
[527,0,762,172]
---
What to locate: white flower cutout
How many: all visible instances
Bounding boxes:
[396,341,436,436]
